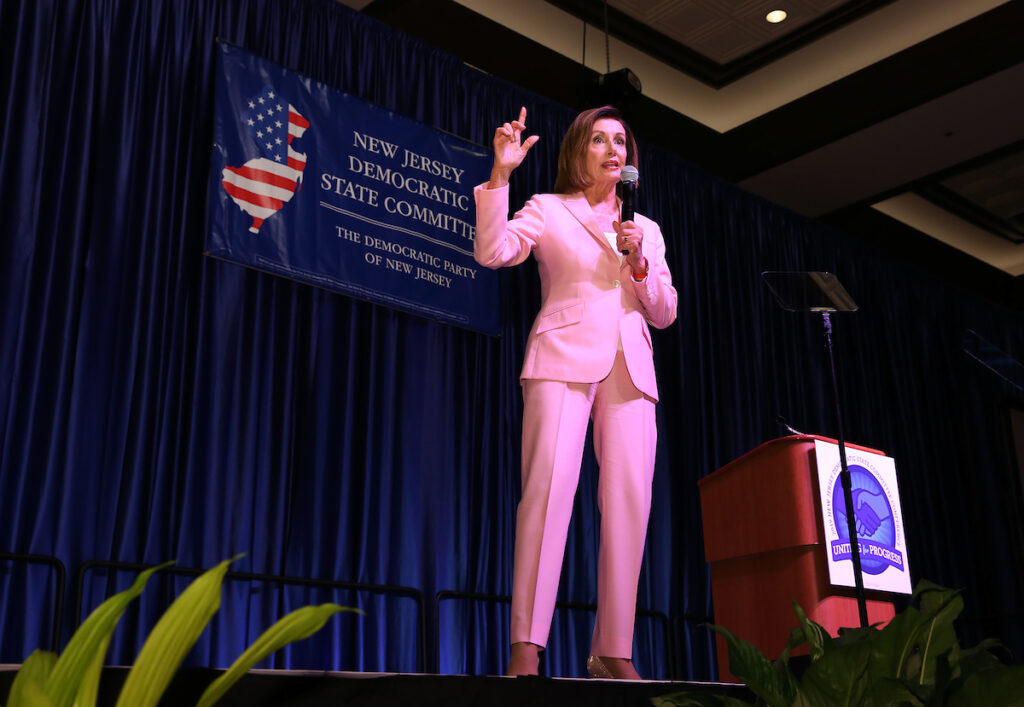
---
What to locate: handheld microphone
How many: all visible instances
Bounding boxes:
[619,166,638,254]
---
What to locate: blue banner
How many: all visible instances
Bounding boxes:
[206,43,498,335]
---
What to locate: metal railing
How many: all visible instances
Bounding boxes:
[0,552,67,652]
[73,560,428,672]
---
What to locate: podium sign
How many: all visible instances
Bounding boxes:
[700,435,898,681]
[814,440,912,594]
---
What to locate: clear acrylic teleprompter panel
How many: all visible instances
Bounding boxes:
[762,271,858,313]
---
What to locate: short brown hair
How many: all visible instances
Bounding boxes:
[553,106,638,194]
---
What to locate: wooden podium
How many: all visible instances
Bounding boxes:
[698,435,895,682]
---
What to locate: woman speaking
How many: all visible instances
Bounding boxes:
[474,106,677,679]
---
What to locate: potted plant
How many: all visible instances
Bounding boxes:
[3,557,359,707]
[654,581,1024,706]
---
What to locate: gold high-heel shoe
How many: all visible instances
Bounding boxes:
[586,655,615,678]
[587,655,642,679]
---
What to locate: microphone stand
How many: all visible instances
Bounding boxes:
[819,309,869,627]
[763,272,868,628]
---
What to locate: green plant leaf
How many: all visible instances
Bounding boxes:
[776,625,806,668]
[861,676,925,706]
[72,634,110,707]
[916,591,963,685]
[194,603,360,707]
[792,603,829,663]
[795,635,871,707]
[868,581,962,685]
[929,646,959,702]
[7,650,57,707]
[910,579,954,604]
[710,624,796,707]
[869,604,925,682]
[12,678,57,707]
[114,556,240,707]
[955,639,1004,678]
[947,665,1024,707]
[44,561,173,707]
[903,651,923,683]
[832,625,877,647]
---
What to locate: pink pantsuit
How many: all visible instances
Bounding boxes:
[474,184,677,658]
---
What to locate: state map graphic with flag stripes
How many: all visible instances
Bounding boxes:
[221,87,310,233]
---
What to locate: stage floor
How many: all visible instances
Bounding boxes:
[1,666,752,706]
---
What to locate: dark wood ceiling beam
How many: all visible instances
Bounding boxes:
[362,0,597,110]
[719,0,1024,181]
[820,206,1022,311]
[544,0,897,87]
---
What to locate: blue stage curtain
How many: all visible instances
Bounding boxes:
[2,0,1023,681]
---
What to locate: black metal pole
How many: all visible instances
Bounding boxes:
[821,311,869,627]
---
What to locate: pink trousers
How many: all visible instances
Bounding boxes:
[511,350,657,658]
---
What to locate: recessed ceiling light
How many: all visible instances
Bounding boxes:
[766,10,788,23]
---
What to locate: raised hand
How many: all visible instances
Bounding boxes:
[489,106,540,188]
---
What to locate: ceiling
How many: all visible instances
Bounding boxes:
[599,0,854,67]
[345,0,1024,308]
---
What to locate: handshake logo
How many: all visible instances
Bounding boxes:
[830,465,904,575]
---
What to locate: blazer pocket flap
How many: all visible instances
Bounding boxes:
[536,302,583,334]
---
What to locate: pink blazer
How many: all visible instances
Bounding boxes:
[474,184,677,401]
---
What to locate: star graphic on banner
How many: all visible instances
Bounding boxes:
[242,87,296,164]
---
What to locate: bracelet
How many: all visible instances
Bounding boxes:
[631,258,649,282]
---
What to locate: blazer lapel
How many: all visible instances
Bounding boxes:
[560,193,620,258]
